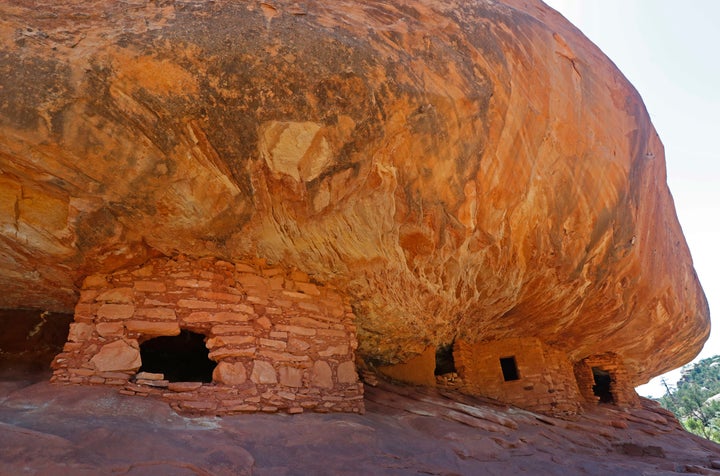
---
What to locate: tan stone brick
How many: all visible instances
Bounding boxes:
[90,340,141,372]
[125,320,181,336]
[95,287,134,303]
[218,303,254,314]
[277,390,296,400]
[179,401,216,411]
[251,360,277,384]
[206,335,256,348]
[268,276,285,290]
[282,290,310,300]
[259,338,287,350]
[136,371,165,381]
[236,273,267,288]
[279,365,304,388]
[61,342,82,351]
[214,311,251,322]
[97,303,135,320]
[213,361,247,385]
[311,361,333,389]
[211,324,254,335]
[256,316,272,329]
[287,337,311,352]
[83,274,108,288]
[316,329,347,337]
[291,316,328,328]
[337,361,358,384]
[167,382,203,392]
[226,404,260,412]
[196,290,242,302]
[134,281,167,293]
[295,282,321,296]
[67,323,94,342]
[326,304,346,318]
[235,263,256,273]
[275,325,316,336]
[209,347,257,360]
[95,322,124,337]
[143,298,174,306]
[184,311,216,323]
[175,278,212,288]
[319,345,349,357]
[215,260,234,269]
[178,299,217,309]
[261,267,283,277]
[97,371,134,380]
[259,349,309,362]
[69,367,96,376]
[269,331,288,339]
[78,289,99,303]
[131,265,154,277]
[135,307,177,320]
[74,303,99,319]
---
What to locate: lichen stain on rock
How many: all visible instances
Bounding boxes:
[111,52,199,98]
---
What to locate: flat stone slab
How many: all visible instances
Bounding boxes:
[0,377,718,475]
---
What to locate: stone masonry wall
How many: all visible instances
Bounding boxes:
[454,338,583,416]
[51,256,364,415]
[574,352,639,408]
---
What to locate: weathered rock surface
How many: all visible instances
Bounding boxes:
[1,373,719,475]
[0,0,709,385]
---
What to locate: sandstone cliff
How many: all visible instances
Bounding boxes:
[0,0,709,385]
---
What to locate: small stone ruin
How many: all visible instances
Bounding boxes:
[52,254,641,417]
[378,338,640,416]
[51,256,364,415]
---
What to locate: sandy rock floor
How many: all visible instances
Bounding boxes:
[1,371,719,476]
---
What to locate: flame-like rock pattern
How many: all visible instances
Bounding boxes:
[0,0,709,385]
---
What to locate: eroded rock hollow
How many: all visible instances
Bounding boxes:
[0,0,710,411]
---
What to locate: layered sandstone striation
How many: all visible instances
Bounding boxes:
[3,378,720,475]
[0,0,710,394]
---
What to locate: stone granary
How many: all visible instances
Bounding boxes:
[0,0,710,416]
[51,256,363,414]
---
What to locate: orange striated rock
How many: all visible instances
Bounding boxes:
[0,0,709,389]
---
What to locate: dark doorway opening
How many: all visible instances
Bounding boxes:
[500,356,520,381]
[435,343,456,375]
[592,367,614,403]
[139,330,216,382]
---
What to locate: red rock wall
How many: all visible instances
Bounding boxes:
[0,0,709,389]
[377,346,438,387]
[51,256,364,414]
[454,338,583,416]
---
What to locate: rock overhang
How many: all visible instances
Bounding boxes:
[0,0,709,386]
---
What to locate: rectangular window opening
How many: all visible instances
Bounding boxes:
[500,356,520,381]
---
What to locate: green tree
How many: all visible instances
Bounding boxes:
[657,355,720,443]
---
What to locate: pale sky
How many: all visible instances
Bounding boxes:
[542,0,720,397]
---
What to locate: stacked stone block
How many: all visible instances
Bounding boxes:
[454,337,583,416]
[51,256,364,414]
[574,352,639,408]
